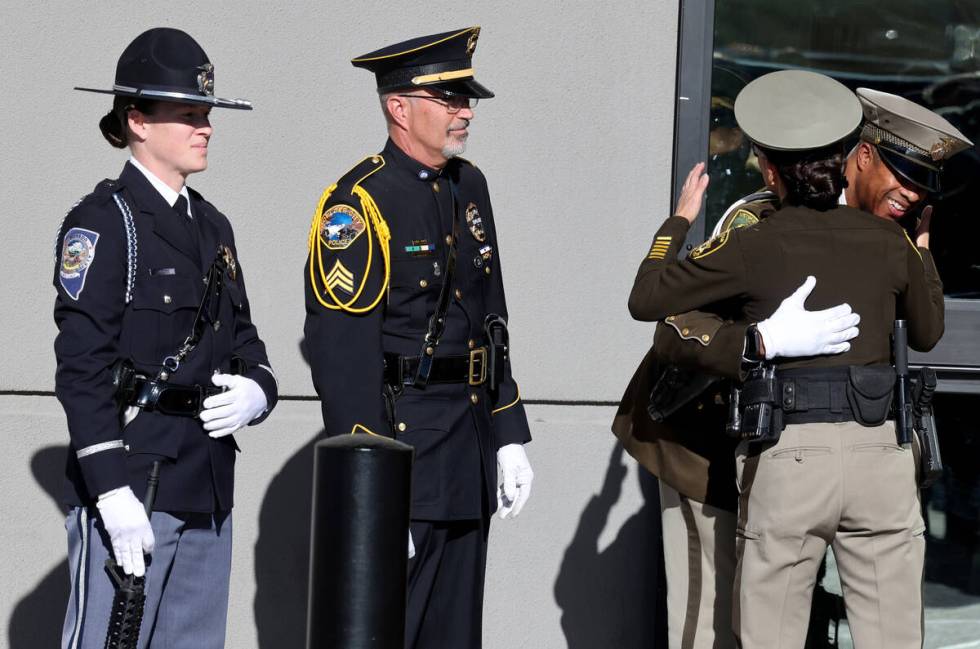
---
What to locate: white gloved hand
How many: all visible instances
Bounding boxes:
[96,486,154,577]
[756,276,860,360]
[408,530,415,559]
[200,373,268,438]
[496,444,534,519]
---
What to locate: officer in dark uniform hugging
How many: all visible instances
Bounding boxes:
[304,27,533,649]
[56,28,277,649]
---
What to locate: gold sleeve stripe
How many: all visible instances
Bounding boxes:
[902,229,923,260]
[492,385,522,415]
[655,236,672,241]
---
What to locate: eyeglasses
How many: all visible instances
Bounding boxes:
[397,94,479,114]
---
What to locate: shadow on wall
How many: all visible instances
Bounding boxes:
[9,445,70,649]
[253,426,326,649]
[554,443,667,649]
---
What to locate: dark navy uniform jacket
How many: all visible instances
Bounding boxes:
[53,162,277,512]
[304,139,531,521]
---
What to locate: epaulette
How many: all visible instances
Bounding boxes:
[307,155,391,314]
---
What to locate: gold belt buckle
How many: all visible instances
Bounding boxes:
[468,347,487,386]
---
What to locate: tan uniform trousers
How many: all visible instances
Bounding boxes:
[661,482,738,649]
[734,421,924,649]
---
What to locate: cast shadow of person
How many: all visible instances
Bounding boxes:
[554,442,667,649]
[8,445,70,649]
[253,337,324,648]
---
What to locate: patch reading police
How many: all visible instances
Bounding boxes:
[465,202,486,242]
[320,205,366,250]
[59,227,100,300]
[689,231,729,260]
[728,209,760,230]
[325,259,355,295]
[220,244,237,280]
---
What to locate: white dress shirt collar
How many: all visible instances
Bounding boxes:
[128,156,192,218]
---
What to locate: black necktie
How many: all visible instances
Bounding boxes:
[174,195,200,250]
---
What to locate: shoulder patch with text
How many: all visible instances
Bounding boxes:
[59,227,100,300]
[320,204,366,250]
[689,230,729,260]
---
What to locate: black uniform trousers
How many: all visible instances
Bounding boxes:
[407,517,490,649]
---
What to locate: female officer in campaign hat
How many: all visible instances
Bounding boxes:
[57,27,276,649]
[628,69,944,648]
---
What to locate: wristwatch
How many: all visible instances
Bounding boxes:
[742,323,765,364]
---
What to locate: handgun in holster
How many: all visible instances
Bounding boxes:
[727,364,782,442]
[648,366,718,423]
[484,314,509,399]
[912,367,943,488]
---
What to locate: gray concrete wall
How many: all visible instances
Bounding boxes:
[0,2,679,647]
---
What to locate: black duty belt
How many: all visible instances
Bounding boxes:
[127,376,223,417]
[384,348,488,387]
[778,366,866,426]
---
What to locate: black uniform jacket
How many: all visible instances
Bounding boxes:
[304,139,531,521]
[53,162,278,512]
[629,205,945,367]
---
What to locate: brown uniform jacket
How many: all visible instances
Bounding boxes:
[630,205,945,365]
[611,195,777,511]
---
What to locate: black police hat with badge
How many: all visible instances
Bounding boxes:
[75,27,252,110]
[351,26,494,99]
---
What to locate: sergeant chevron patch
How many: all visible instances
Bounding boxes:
[326,259,355,294]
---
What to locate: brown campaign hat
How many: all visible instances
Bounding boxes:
[857,88,973,193]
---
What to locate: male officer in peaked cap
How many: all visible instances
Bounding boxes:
[304,27,533,649]
[57,28,276,649]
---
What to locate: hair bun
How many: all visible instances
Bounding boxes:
[99,109,127,148]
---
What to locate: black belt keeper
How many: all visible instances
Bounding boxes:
[384,348,489,388]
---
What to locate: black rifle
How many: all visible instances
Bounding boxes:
[892,320,913,445]
[104,461,161,649]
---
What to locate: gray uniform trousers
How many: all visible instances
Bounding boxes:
[62,507,232,649]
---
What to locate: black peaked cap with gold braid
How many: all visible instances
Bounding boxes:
[351,26,493,98]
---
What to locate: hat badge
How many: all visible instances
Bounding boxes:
[930,137,955,162]
[466,28,480,55]
[197,63,215,96]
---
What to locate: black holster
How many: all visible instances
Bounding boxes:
[484,314,508,398]
[648,366,718,423]
[727,364,781,442]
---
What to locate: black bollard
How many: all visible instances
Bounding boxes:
[307,433,414,649]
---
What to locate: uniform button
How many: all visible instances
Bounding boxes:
[666,316,675,322]
[468,339,475,349]
[371,155,380,163]
[397,422,407,432]
[419,279,429,288]
[484,267,491,275]
[425,346,434,356]
[454,288,462,300]
[681,327,690,336]
[432,182,440,193]
[445,234,453,245]
[163,295,172,304]
[470,393,479,404]
[701,334,710,342]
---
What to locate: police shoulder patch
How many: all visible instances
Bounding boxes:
[60,227,100,300]
[689,230,729,260]
[727,208,760,230]
[320,204,366,250]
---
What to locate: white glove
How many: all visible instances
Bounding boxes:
[756,276,860,360]
[496,444,534,519]
[408,531,415,559]
[200,373,268,438]
[96,486,154,577]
